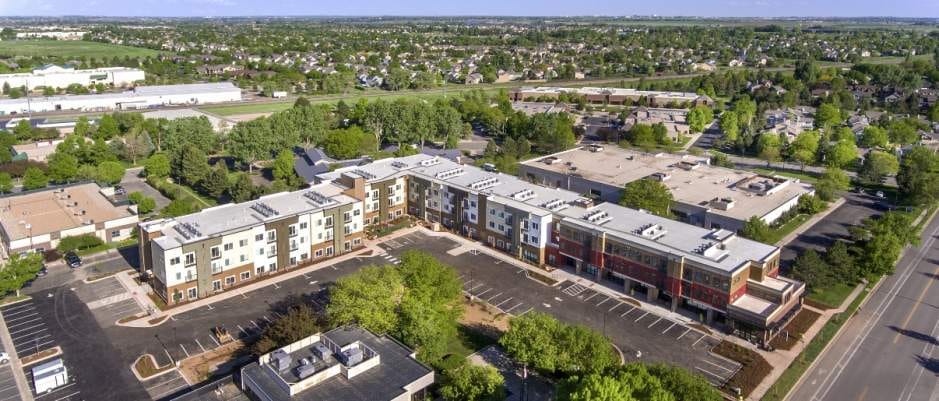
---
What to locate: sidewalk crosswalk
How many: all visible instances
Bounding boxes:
[381,254,401,265]
[562,283,588,297]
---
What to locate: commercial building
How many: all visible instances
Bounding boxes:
[0,183,138,255]
[137,181,366,305]
[141,153,803,345]
[519,146,814,232]
[241,326,434,401]
[623,107,691,141]
[509,87,714,107]
[0,82,242,115]
[0,64,144,91]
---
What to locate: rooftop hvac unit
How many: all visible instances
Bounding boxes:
[296,363,317,379]
[339,347,364,367]
[311,342,332,360]
[271,349,291,372]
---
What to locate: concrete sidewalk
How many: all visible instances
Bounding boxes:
[0,299,35,401]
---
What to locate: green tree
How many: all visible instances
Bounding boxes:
[646,364,723,401]
[897,146,939,205]
[627,123,656,150]
[272,149,300,187]
[733,96,757,127]
[815,103,842,129]
[858,150,899,185]
[815,167,850,201]
[558,364,681,401]
[687,105,713,133]
[13,120,32,141]
[499,312,562,372]
[200,164,229,199]
[0,254,44,297]
[74,116,91,137]
[859,126,889,148]
[128,192,156,214]
[719,111,739,142]
[173,145,210,187]
[95,114,120,140]
[790,130,820,168]
[826,139,858,168]
[327,265,405,334]
[144,152,171,178]
[826,240,858,284]
[120,128,154,164]
[739,216,772,243]
[757,133,782,165]
[162,199,195,217]
[22,167,48,190]
[253,304,320,356]
[0,173,12,193]
[792,250,835,294]
[46,153,79,183]
[227,173,256,202]
[441,365,505,401]
[96,161,125,186]
[620,179,673,217]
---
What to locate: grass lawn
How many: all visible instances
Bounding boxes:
[438,324,500,371]
[75,238,138,257]
[0,40,161,59]
[805,282,856,310]
[199,102,294,116]
[751,168,819,184]
[761,282,872,401]
[767,214,812,245]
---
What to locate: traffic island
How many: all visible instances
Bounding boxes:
[132,354,174,380]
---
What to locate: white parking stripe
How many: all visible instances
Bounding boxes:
[608,303,622,312]
[9,323,46,335]
[210,335,220,347]
[692,335,707,348]
[195,338,207,353]
[702,358,735,373]
[486,292,503,302]
[494,297,513,308]
[179,343,190,358]
[677,328,691,339]
[695,366,725,381]
[519,307,534,315]
[662,322,677,334]
[467,283,484,292]
[634,312,649,322]
[595,297,610,307]
[237,325,249,336]
[4,312,38,322]
[54,391,81,401]
[504,302,524,313]
[475,288,492,297]
[12,330,48,342]
[648,317,663,328]
[583,292,599,302]
[620,306,635,317]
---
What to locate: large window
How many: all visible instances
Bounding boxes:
[184,252,196,267]
[210,246,221,260]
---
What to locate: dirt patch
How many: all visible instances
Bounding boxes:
[460,298,509,333]
[179,340,249,383]
[21,347,59,366]
[689,323,712,335]
[769,309,822,350]
[712,340,771,398]
[133,354,172,379]
[148,316,169,325]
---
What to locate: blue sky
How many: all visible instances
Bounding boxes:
[2,0,937,18]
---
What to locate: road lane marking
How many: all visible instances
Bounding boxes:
[892,266,938,344]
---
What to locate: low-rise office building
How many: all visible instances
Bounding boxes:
[519,146,814,232]
[141,153,803,346]
[241,326,434,401]
[0,64,144,91]
[0,82,242,115]
[509,87,714,107]
[0,183,138,255]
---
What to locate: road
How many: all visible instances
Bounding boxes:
[786,210,939,401]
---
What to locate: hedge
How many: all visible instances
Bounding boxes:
[57,234,104,253]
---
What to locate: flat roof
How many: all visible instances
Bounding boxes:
[0,82,240,106]
[242,326,432,401]
[513,86,708,101]
[0,183,134,241]
[149,182,357,249]
[521,147,813,221]
[730,293,777,318]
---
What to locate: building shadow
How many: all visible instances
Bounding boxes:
[889,325,938,346]
[922,271,939,280]
[914,354,939,375]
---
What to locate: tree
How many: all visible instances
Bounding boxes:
[0,173,12,193]
[826,240,858,284]
[162,199,195,217]
[253,304,320,356]
[327,265,405,334]
[790,130,820,168]
[646,364,723,401]
[227,173,256,202]
[13,120,32,141]
[272,149,300,188]
[719,111,739,142]
[200,164,229,199]
[173,145,210,187]
[687,106,714,133]
[96,161,125,186]
[145,153,171,178]
[739,216,772,243]
[128,192,156,214]
[620,179,673,217]
[74,116,91,137]
[0,254,44,297]
[120,128,154,164]
[227,121,268,173]
[627,123,656,150]
[733,96,757,127]
[46,153,79,183]
[860,126,889,148]
[22,167,48,190]
[95,114,120,140]
[558,363,711,401]
[499,312,562,372]
[322,127,375,159]
[814,103,842,129]
[815,167,850,201]
[792,250,834,291]
[757,133,782,165]
[897,146,939,205]
[858,150,899,185]
[441,365,506,401]
[826,139,858,168]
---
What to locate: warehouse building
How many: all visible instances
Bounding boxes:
[519,146,814,232]
[141,153,804,346]
[509,86,714,107]
[0,64,144,91]
[0,82,242,115]
[0,183,138,255]
[241,326,434,401]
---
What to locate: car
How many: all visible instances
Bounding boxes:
[36,266,47,277]
[114,185,126,195]
[876,190,886,198]
[64,252,82,268]
[0,352,8,364]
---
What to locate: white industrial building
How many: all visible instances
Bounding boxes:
[0,82,243,115]
[0,64,145,91]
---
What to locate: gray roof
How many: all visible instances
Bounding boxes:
[242,326,433,401]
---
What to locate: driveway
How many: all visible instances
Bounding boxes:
[120,168,171,210]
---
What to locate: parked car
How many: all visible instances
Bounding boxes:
[876,190,885,198]
[64,252,82,268]
[36,266,47,277]
[114,185,126,196]
[0,352,8,364]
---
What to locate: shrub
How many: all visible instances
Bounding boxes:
[57,234,104,253]
[128,191,156,214]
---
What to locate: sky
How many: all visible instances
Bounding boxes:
[1,0,937,18]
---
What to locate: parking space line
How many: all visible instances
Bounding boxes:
[695,366,726,383]
[179,343,190,358]
[692,335,706,348]
[210,335,221,347]
[1,303,33,313]
[634,311,649,322]
[475,288,492,298]
[262,316,272,323]
[237,325,248,336]
[12,330,48,342]
[9,323,46,335]
[250,320,261,330]
[620,306,635,317]
[519,307,534,316]
[5,312,38,322]
[494,297,513,308]
[467,283,484,292]
[195,338,207,353]
[53,391,81,401]
[677,328,691,339]
[504,302,524,314]
[486,292,503,302]
[595,297,610,307]
[608,302,622,312]
[462,279,474,287]
[163,348,173,364]
[648,317,663,328]
[6,315,42,327]
[662,322,677,334]
[583,292,599,302]
[34,382,76,399]
[702,358,735,373]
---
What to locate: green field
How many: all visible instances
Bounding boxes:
[0,40,160,59]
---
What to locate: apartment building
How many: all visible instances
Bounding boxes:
[140,153,803,345]
[138,182,365,305]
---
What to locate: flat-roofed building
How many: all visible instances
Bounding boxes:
[0,64,144,91]
[0,183,138,255]
[240,326,433,401]
[0,82,242,115]
[519,146,814,232]
[509,87,713,107]
[138,181,365,305]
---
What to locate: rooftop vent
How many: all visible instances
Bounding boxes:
[541,156,561,165]
[271,349,291,372]
[512,189,537,201]
[296,362,317,379]
[174,222,202,240]
[694,241,728,259]
[583,210,612,225]
[350,169,376,180]
[250,202,279,218]
[419,157,441,167]
[390,161,408,169]
[634,223,667,240]
[541,198,569,211]
[303,191,336,207]
[585,144,604,152]
[311,342,332,360]
[435,168,465,180]
[649,172,671,182]
[469,177,500,190]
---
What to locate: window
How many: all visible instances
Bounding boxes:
[224,243,233,251]
[240,271,250,280]
[170,257,180,265]
[490,209,495,215]
[210,246,221,259]
[268,262,277,272]
[187,287,197,300]
[290,256,297,266]
[239,239,248,247]
[258,248,264,256]
[523,234,529,243]
[343,212,351,222]
[325,246,334,256]
[300,222,308,229]
[396,184,402,190]
[353,238,362,246]
[315,249,323,258]
[372,202,379,210]
[255,266,263,275]
[255,234,264,241]
[353,209,360,216]
[175,272,181,281]
[317,219,323,226]
[371,190,379,199]
[470,201,477,207]
[266,230,276,243]
[395,210,403,217]
[212,280,221,292]
[324,216,334,227]
[300,253,308,260]
[489,222,495,228]
[344,241,351,251]
[111,230,121,238]
[184,252,196,267]
[290,240,298,252]
[498,224,504,231]
[268,244,277,256]
[344,225,351,235]
[532,222,539,230]
[225,276,235,286]
[288,225,297,237]
[240,254,247,263]
[211,263,222,274]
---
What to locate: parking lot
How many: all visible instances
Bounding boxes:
[140,370,189,400]
[378,231,741,386]
[23,361,81,401]
[0,340,21,401]
[73,277,144,327]
[1,302,57,360]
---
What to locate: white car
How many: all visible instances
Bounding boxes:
[0,352,9,364]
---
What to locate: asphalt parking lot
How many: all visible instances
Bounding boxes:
[379,231,741,386]
[23,360,81,401]
[0,341,21,401]
[73,277,144,327]
[1,302,57,360]
[140,370,188,400]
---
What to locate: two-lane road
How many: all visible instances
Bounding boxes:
[787,213,939,401]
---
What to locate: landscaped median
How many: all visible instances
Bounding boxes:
[132,354,174,380]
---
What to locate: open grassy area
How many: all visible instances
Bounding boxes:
[805,282,856,310]
[198,101,294,116]
[751,168,820,184]
[761,282,872,401]
[76,238,138,257]
[767,214,812,245]
[0,40,161,59]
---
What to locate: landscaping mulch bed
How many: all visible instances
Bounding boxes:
[134,355,172,379]
[712,340,772,398]
[769,308,822,350]
[526,270,559,286]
